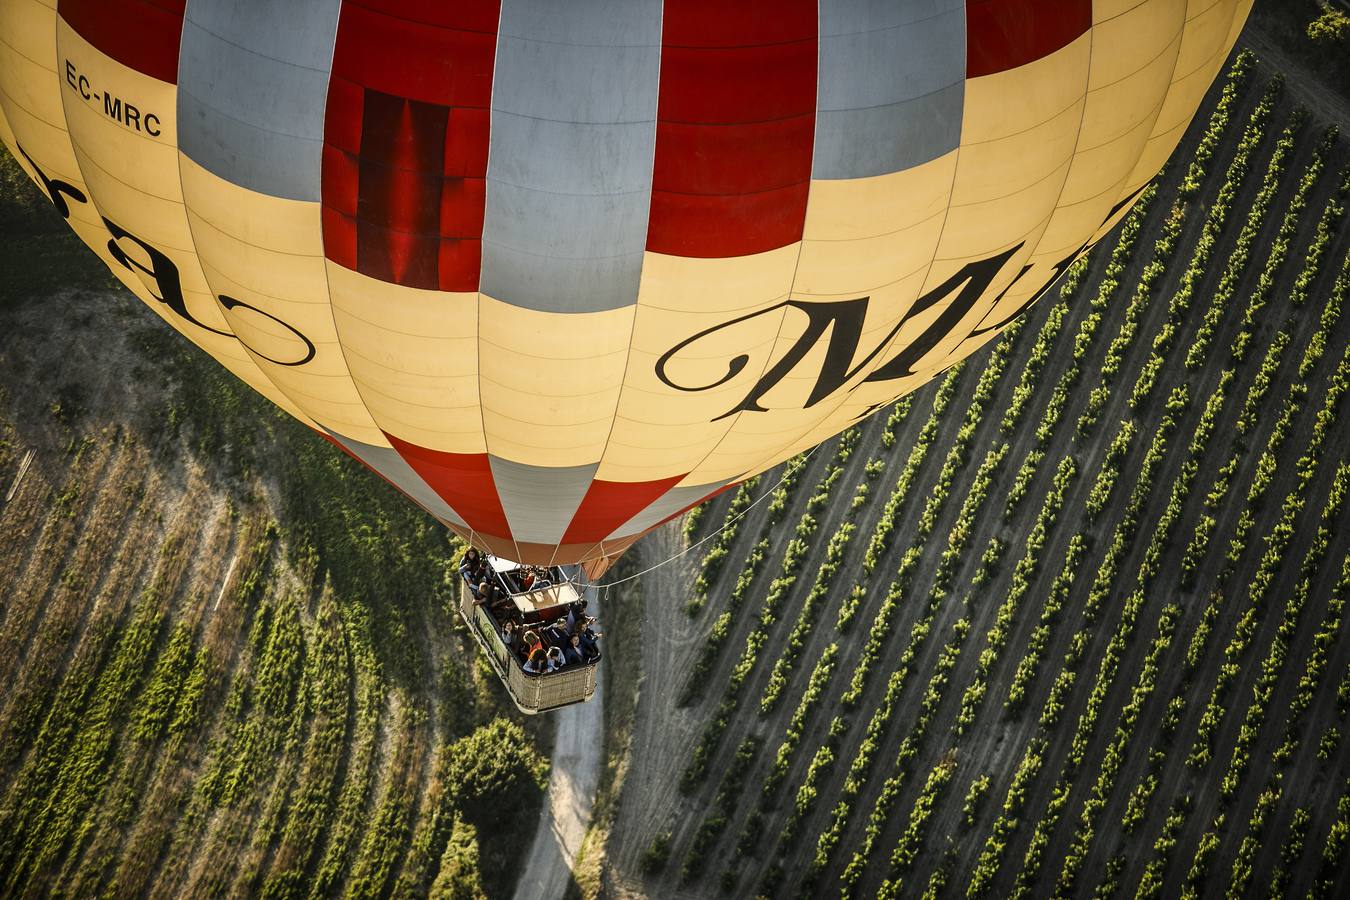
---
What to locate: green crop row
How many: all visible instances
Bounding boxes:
[1300,240,1349,380]
[1265,807,1312,898]
[863,367,967,576]
[1190,350,1350,766]
[759,523,855,713]
[1289,166,1349,306]
[954,455,1077,734]
[1128,78,1282,409]
[1234,330,1291,433]
[679,446,852,787]
[1077,112,1244,437]
[876,755,958,894]
[1085,420,1137,521]
[1050,602,1184,897]
[999,256,1089,433]
[1177,51,1255,202]
[969,390,1205,897]
[1231,125,1338,362]
[1184,97,1303,368]
[1222,784,1282,900]
[260,593,355,897]
[687,476,761,614]
[834,619,971,899]
[759,645,840,802]
[1012,376,1229,894]
[679,736,761,881]
[879,397,915,450]
[1274,553,1350,763]
[1220,469,1348,798]
[676,442,837,706]
[1004,532,1090,711]
[1310,782,1350,900]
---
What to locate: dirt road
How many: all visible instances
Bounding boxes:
[512,590,605,900]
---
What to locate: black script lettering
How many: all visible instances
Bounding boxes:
[218,295,316,366]
[101,216,230,336]
[657,244,1023,421]
[864,244,1023,385]
[15,144,86,219]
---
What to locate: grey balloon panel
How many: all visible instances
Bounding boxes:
[325,430,470,528]
[485,116,659,199]
[498,0,659,46]
[607,480,728,542]
[480,0,661,314]
[183,0,341,69]
[178,0,341,201]
[481,236,648,314]
[814,84,964,181]
[814,0,965,180]
[489,457,600,546]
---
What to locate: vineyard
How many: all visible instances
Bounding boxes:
[608,47,1350,900]
[0,157,550,897]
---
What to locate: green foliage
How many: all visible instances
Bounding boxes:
[963,774,992,828]
[687,476,762,614]
[428,818,487,900]
[443,718,548,815]
[1186,100,1303,369]
[1308,9,1350,44]
[1130,77,1282,408]
[639,832,672,875]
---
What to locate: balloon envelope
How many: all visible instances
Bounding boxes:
[0,0,1252,566]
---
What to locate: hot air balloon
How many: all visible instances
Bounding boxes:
[2,0,1252,709]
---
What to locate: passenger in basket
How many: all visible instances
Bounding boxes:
[563,633,586,667]
[501,619,520,657]
[460,548,486,587]
[566,598,588,631]
[524,646,547,674]
[546,646,565,672]
[521,628,542,660]
[518,567,536,591]
[576,620,603,660]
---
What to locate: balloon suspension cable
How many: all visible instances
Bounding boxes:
[593,444,823,595]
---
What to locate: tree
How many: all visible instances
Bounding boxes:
[444,718,549,818]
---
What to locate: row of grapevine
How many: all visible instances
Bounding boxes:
[1230,126,1339,362]
[1184,97,1306,368]
[1077,56,1257,434]
[686,476,761,614]
[678,430,861,785]
[1127,78,1283,409]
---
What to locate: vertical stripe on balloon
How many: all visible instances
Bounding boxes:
[560,473,686,546]
[178,0,341,202]
[646,0,818,258]
[965,0,1092,78]
[57,0,185,84]
[384,434,513,539]
[814,0,965,180]
[489,457,598,549]
[321,1,500,290]
[479,0,663,314]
